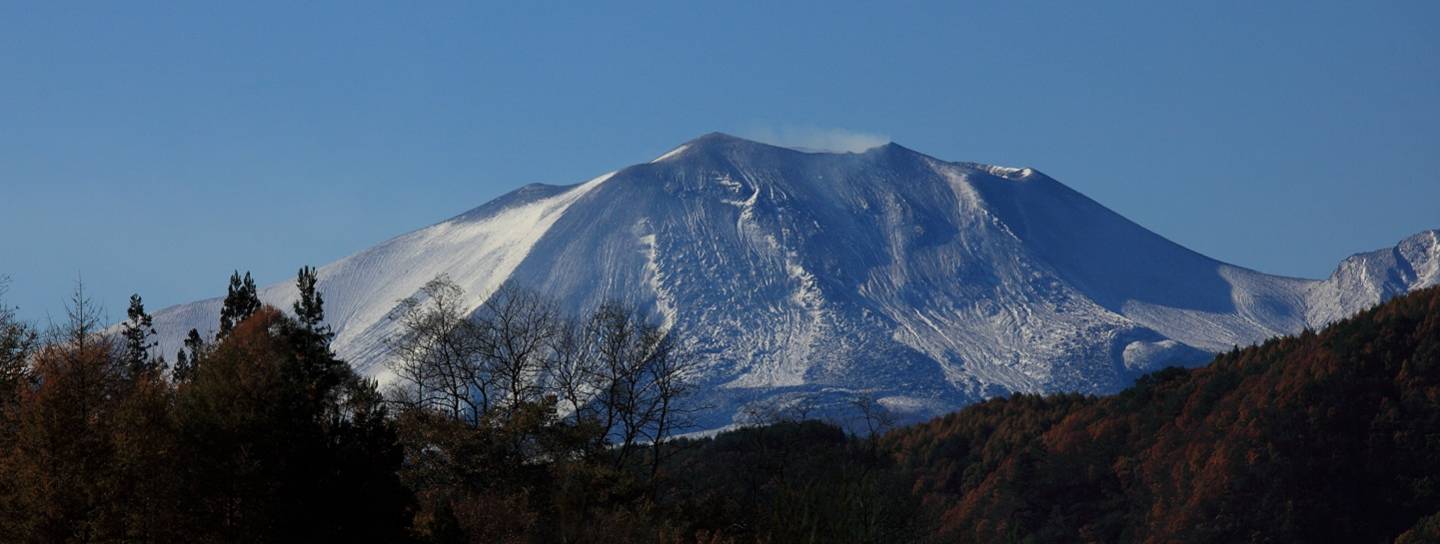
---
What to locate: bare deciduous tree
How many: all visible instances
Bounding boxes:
[585,302,696,470]
[643,331,696,481]
[385,275,488,425]
[850,393,897,456]
[541,316,598,422]
[473,283,557,419]
[384,276,698,475]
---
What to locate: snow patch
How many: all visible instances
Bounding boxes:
[650,144,689,163]
[983,165,1035,180]
[638,231,678,330]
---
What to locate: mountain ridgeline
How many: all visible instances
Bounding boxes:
[148,133,1440,430]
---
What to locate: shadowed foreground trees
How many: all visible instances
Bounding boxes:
[175,306,409,542]
[0,271,1437,543]
[385,278,703,542]
[0,277,38,418]
[0,273,410,543]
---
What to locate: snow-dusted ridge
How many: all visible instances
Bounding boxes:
[651,144,689,163]
[149,133,1440,430]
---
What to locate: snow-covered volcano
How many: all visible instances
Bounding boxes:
[150,133,1440,429]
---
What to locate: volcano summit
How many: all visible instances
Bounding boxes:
[150,133,1440,429]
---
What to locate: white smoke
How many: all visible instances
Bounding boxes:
[740,124,890,153]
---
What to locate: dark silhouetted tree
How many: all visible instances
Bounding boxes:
[178,305,410,541]
[217,271,259,340]
[0,278,37,409]
[120,293,160,378]
[0,281,126,541]
[172,328,205,383]
[293,265,331,341]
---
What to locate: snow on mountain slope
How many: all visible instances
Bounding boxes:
[152,171,614,365]
[148,133,1440,429]
[1305,229,1440,326]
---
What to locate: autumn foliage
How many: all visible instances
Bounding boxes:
[885,286,1440,542]
[0,274,1436,542]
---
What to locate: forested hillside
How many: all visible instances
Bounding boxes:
[0,273,1435,543]
[885,285,1440,542]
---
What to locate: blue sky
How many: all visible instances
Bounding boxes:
[2,1,1437,322]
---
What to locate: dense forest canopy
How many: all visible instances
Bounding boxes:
[0,271,1436,543]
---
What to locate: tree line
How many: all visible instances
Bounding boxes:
[0,270,406,542]
[0,269,718,543]
[2,271,1438,543]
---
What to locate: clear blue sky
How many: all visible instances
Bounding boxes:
[2,1,1437,323]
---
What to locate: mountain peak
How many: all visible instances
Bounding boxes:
[686,131,748,145]
[678,131,897,155]
[143,133,1440,433]
[647,133,770,164]
[693,132,803,154]
[646,132,920,174]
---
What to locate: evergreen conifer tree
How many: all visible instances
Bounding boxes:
[217,271,261,339]
[292,266,331,341]
[174,349,188,378]
[173,328,205,382]
[120,293,159,377]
